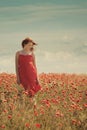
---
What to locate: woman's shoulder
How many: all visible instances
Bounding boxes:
[15,50,22,56]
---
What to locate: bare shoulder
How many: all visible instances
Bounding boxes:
[15,50,21,57]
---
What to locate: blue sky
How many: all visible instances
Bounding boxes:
[0,0,87,74]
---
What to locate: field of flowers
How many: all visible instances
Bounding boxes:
[0,72,87,130]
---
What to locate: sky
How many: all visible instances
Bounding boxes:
[0,0,87,74]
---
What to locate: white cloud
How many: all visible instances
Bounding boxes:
[0,29,87,74]
[37,50,72,61]
[0,4,87,13]
[0,1,87,74]
[0,4,87,24]
[35,49,87,74]
[0,48,87,74]
[0,55,15,73]
[83,42,87,47]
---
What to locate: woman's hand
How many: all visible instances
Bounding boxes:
[37,76,40,82]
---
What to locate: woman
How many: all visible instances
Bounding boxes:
[15,37,41,97]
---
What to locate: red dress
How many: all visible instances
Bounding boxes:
[18,53,41,96]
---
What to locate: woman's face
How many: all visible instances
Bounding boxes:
[24,42,34,51]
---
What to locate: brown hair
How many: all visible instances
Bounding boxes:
[22,37,37,48]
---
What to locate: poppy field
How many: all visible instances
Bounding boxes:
[0,72,87,130]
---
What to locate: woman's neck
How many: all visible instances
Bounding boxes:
[22,49,32,54]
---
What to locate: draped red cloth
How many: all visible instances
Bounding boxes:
[18,54,41,96]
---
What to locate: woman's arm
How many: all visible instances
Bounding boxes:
[15,51,20,84]
[32,52,39,79]
[32,52,37,72]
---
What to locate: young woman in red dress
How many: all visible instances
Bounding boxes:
[15,37,41,97]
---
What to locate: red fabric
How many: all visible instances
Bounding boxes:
[18,54,41,96]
